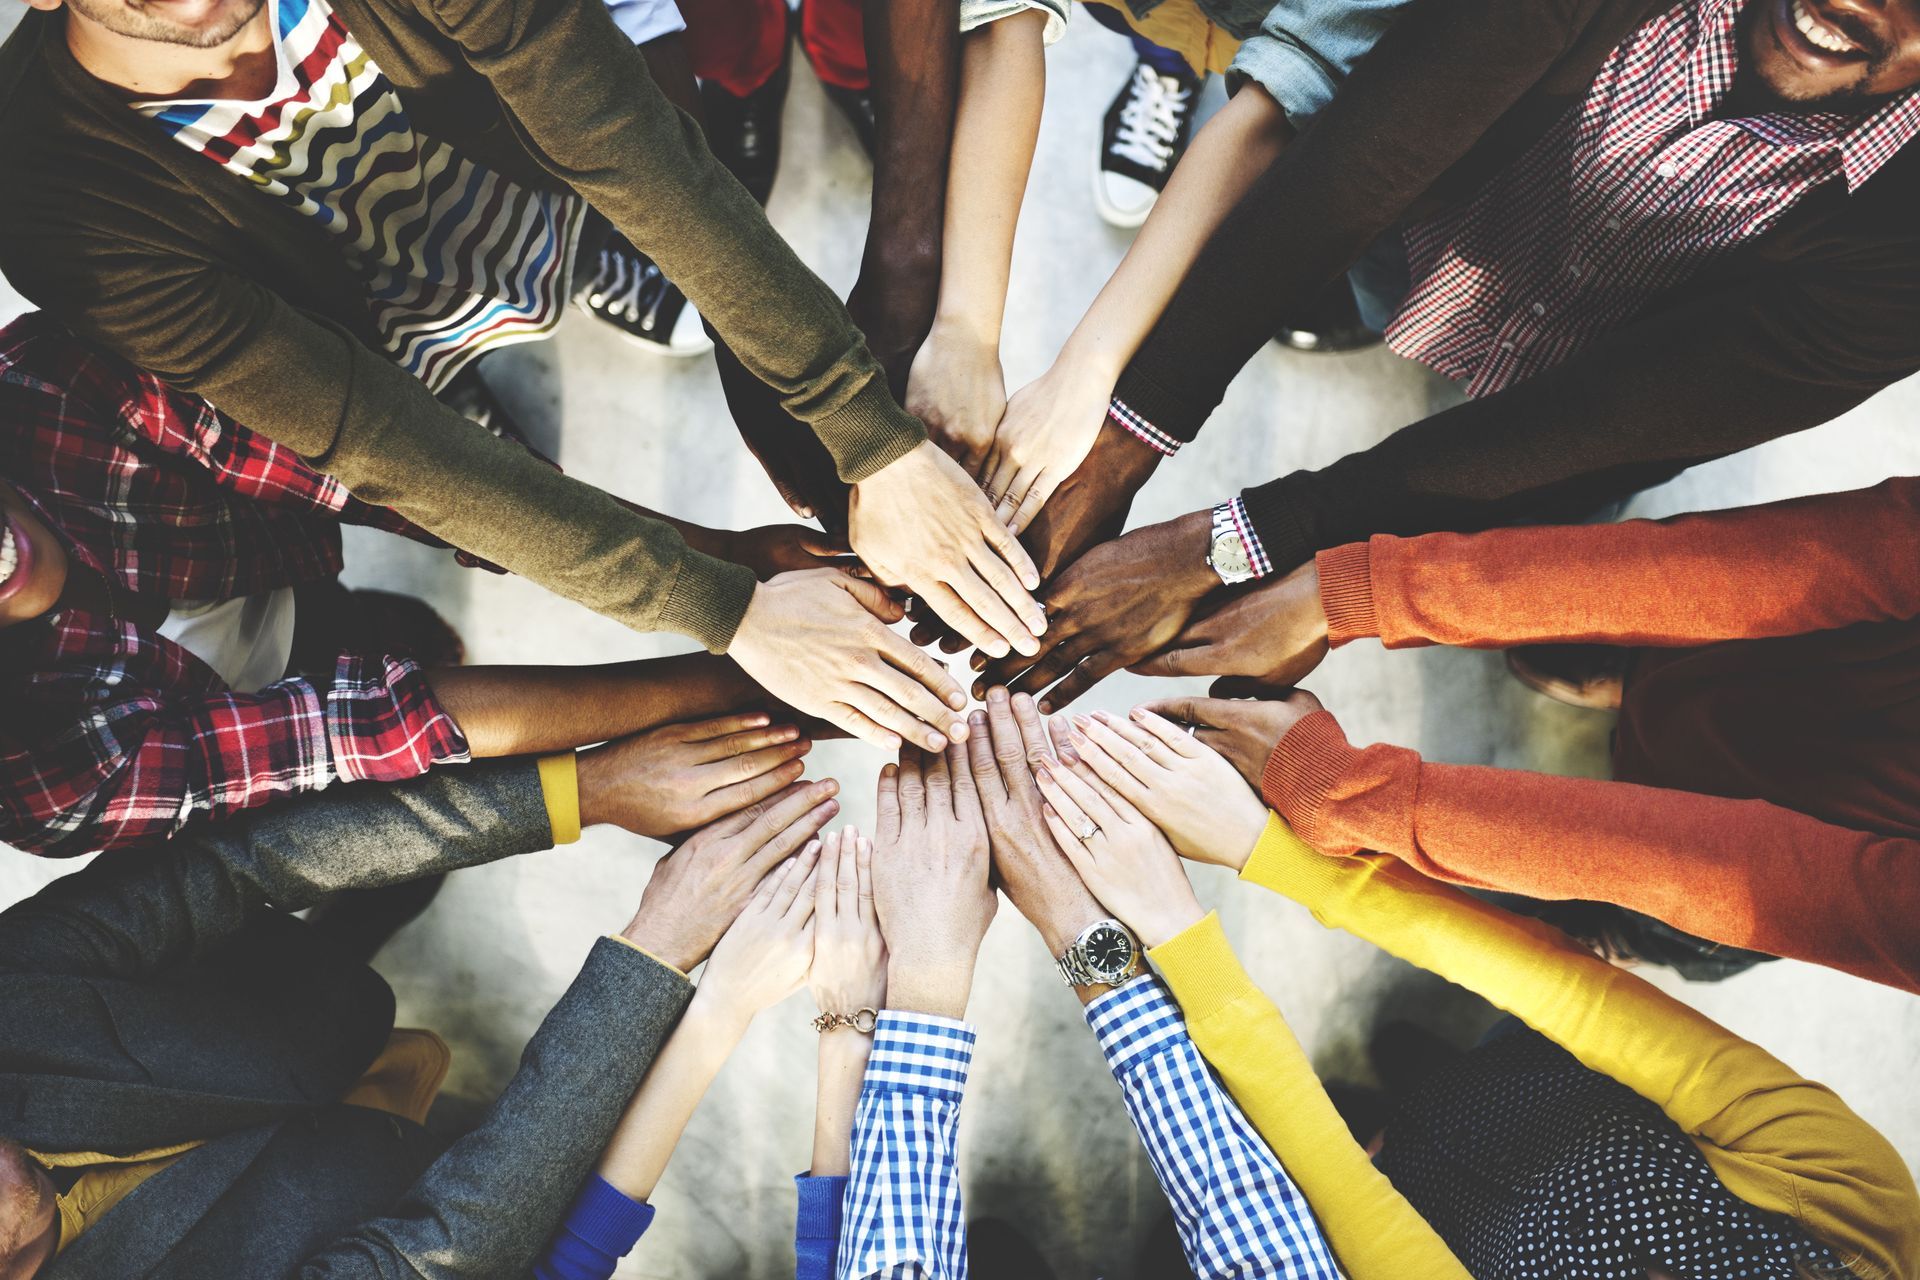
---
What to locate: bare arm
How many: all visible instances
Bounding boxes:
[811,1034,872,1176]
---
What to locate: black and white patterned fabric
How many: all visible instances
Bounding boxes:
[1377,1027,1849,1279]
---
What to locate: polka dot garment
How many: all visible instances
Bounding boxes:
[1375,1028,1849,1279]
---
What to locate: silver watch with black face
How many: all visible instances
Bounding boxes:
[1057,918,1143,989]
[1206,502,1256,585]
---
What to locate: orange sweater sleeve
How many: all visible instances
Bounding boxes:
[1264,710,1920,995]
[1313,476,1920,649]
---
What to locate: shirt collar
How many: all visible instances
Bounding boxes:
[1684,0,1920,191]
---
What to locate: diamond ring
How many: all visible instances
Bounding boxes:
[1077,821,1098,841]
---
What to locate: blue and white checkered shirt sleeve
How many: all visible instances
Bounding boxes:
[836,1012,978,1280]
[1087,978,1343,1280]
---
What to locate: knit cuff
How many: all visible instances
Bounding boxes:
[818,376,929,484]
[1145,912,1263,1028]
[1315,542,1378,646]
[794,1173,849,1241]
[1237,477,1318,582]
[560,1173,656,1258]
[537,751,581,846]
[1262,710,1362,849]
[655,549,759,653]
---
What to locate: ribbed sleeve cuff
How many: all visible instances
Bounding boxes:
[1315,542,1377,646]
[1146,912,1263,1026]
[794,1173,849,1241]
[818,376,928,484]
[1240,811,1336,897]
[537,752,581,845]
[655,549,758,653]
[562,1174,656,1257]
[1238,477,1318,582]
[1111,363,1208,446]
[1262,711,1361,848]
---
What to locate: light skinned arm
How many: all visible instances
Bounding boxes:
[988,87,1293,532]
[906,9,1047,476]
[807,829,887,1177]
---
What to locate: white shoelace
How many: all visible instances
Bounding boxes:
[1110,65,1191,171]
[584,249,659,323]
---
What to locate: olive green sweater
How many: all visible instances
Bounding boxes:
[0,0,926,650]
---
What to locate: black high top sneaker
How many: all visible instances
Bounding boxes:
[1095,59,1200,229]
[573,229,713,357]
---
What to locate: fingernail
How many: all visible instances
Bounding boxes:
[778,726,798,741]
[969,710,987,727]
[989,640,1011,659]
[752,714,771,726]
[970,653,987,672]
[882,764,897,778]
[818,779,839,795]
[821,799,840,816]
[1093,710,1117,725]
[947,691,967,710]
[1038,700,1053,714]
[799,507,814,518]
[1130,708,1146,721]
[885,735,902,751]
[1072,714,1091,729]
[950,720,970,740]
[927,733,947,751]
[1034,759,1052,780]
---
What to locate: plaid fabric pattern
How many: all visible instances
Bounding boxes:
[1087,977,1341,1279]
[1223,495,1275,580]
[0,315,467,857]
[837,1013,976,1280]
[1108,396,1184,456]
[1387,0,1920,398]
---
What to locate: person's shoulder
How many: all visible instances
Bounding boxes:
[0,10,75,143]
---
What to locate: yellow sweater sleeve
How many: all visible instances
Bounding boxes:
[537,751,581,846]
[1241,812,1920,1280]
[1150,911,1471,1280]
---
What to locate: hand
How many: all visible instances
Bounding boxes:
[729,569,968,754]
[1031,750,1203,950]
[1136,561,1329,685]
[808,828,888,1015]
[869,743,997,1019]
[975,510,1216,711]
[849,440,1045,660]
[696,841,822,1026]
[577,712,813,838]
[726,524,855,580]
[964,687,1105,955]
[1020,417,1162,580]
[1052,708,1268,869]
[1137,683,1327,798]
[905,319,1007,476]
[623,778,840,972]
[981,362,1110,535]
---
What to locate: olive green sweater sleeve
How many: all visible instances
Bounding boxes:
[418,0,926,481]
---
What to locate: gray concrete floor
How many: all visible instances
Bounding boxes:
[3,13,1918,1279]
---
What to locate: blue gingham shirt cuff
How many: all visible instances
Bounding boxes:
[1108,396,1184,456]
[863,1012,977,1098]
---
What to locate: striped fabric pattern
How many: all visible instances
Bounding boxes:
[838,1013,976,1280]
[1088,977,1342,1280]
[133,0,581,392]
[1388,0,1920,399]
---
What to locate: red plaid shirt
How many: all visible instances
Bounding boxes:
[0,313,471,857]
[1388,0,1920,398]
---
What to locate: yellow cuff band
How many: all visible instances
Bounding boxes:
[1148,911,1266,1026]
[537,752,581,846]
[605,932,689,979]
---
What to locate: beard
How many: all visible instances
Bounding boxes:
[1736,0,1902,112]
[62,0,267,48]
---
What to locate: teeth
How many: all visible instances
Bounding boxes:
[0,526,15,587]
[1793,0,1858,53]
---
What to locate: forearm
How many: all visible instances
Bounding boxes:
[592,995,746,1201]
[1058,87,1292,390]
[425,654,759,756]
[811,1033,873,1176]
[1316,477,1920,650]
[1265,711,1920,994]
[849,0,961,381]
[933,12,1048,350]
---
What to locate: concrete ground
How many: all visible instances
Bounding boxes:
[2,12,1917,1279]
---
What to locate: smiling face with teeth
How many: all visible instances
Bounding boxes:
[1744,0,1920,106]
[0,481,69,629]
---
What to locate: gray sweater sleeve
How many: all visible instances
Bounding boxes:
[297,937,694,1280]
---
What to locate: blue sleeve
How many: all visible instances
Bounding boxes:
[533,1174,657,1280]
[794,1173,850,1280]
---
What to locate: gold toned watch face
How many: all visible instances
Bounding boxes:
[1210,532,1252,579]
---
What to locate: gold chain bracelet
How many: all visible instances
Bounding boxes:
[811,1007,878,1034]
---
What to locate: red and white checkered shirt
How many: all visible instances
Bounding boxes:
[1387,0,1920,398]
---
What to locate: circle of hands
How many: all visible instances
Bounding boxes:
[602,681,1330,1029]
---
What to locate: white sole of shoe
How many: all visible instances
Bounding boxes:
[1091,161,1156,230]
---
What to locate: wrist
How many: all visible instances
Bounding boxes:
[683,986,756,1043]
[926,310,1000,352]
[1053,334,1129,390]
[1131,898,1207,951]
[575,745,613,831]
[1169,508,1223,596]
[620,912,704,976]
[885,955,975,1021]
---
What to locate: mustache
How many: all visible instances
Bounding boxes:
[1817,4,1895,62]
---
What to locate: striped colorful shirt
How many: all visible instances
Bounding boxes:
[835,984,1342,1279]
[1386,0,1920,399]
[133,0,582,392]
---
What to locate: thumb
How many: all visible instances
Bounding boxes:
[838,572,908,623]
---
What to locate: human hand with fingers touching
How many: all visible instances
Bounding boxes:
[975,509,1216,711]
[1138,684,1327,798]
[694,843,822,1030]
[1019,419,1162,581]
[979,367,1111,535]
[1030,747,1204,951]
[809,828,888,1022]
[847,440,1046,661]
[575,712,813,838]
[906,320,1007,476]
[1139,560,1329,686]
[725,523,856,580]
[869,744,997,1019]
[621,777,841,973]
[1052,708,1269,870]
[963,687,1108,968]
[727,569,970,754]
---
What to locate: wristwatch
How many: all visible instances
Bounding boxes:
[1057,918,1144,989]
[1206,501,1256,585]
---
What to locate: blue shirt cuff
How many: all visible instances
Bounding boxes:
[864,1012,976,1100]
[1086,976,1190,1075]
[794,1173,849,1240]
